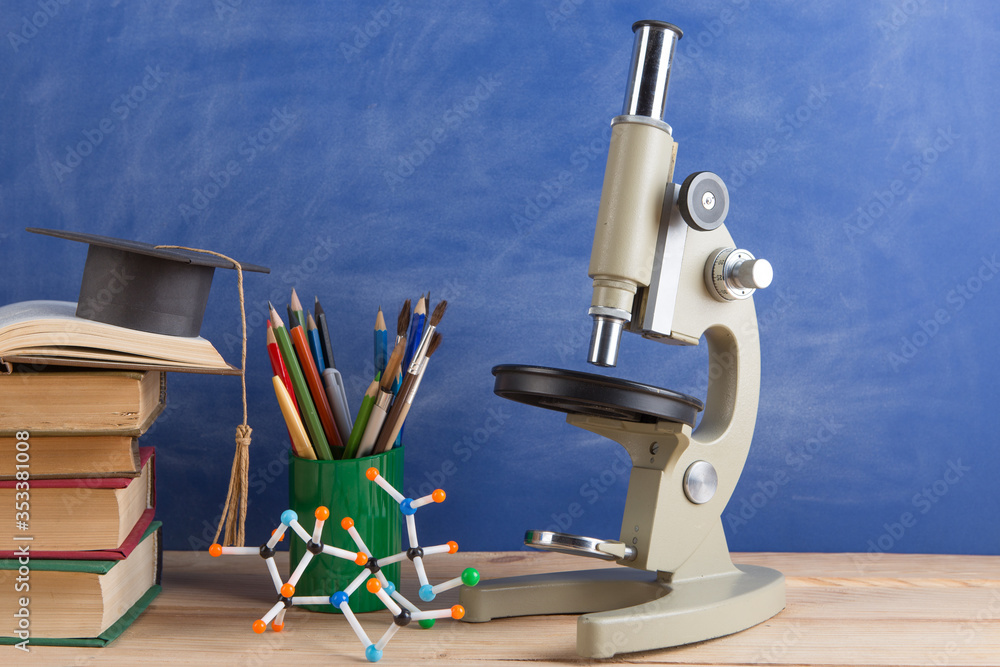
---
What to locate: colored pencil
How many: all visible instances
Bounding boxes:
[306,313,326,374]
[375,332,442,454]
[266,325,297,412]
[272,375,316,460]
[290,288,305,328]
[268,303,333,460]
[314,297,337,369]
[291,321,345,455]
[356,337,405,459]
[344,378,378,459]
[374,307,388,380]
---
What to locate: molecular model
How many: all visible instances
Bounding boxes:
[210,467,480,662]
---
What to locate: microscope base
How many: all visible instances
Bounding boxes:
[460,564,785,658]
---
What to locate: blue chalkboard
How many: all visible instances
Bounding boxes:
[1,1,997,557]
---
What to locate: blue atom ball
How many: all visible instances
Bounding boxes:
[400,499,416,515]
[383,581,396,596]
[418,584,435,602]
[331,591,349,607]
[365,645,383,662]
[280,509,298,525]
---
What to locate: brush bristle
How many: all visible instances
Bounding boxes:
[397,299,411,337]
[426,332,443,357]
[429,300,448,327]
[381,339,405,391]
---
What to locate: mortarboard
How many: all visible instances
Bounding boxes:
[27,227,270,338]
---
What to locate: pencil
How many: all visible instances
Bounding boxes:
[321,367,352,444]
[290,288,305,328]
[356,337,405,459]
[272,375,316,460]
[374,307,388,380]
[266,325,297,412]
[291,321,345,455]
[314,297,337,369]
[344,378,378,459]
[375,332,442,454]
[306,313,326,374]
[268,303,333,460]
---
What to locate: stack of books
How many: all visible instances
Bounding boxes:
[0,365,164,647]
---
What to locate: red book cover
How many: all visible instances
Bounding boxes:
[0,447,155,558]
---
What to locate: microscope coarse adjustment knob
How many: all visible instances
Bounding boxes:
[704,247,773,302]
[678,171,729,232]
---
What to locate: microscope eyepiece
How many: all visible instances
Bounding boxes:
[623,20,683,121]
[587,309,627,367]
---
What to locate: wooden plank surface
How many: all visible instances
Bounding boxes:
[11,551,1000,666]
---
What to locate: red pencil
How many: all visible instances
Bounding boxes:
[266,324,297,412]
[291,323,344,451]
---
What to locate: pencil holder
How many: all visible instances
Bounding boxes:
[289,447,404,613]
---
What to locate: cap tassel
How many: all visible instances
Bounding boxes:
[156,245,252,547]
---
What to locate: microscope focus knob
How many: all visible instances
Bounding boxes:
[678,171,729,232]
[705,248,772,302]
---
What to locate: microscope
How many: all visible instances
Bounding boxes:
[460,20,785,657]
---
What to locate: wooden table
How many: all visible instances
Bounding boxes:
[13,551,1000,666]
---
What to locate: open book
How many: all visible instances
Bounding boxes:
[0,300,235,374]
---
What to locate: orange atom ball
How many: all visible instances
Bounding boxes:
[432,489,446,503]
[366,579,382,594]
[451,605,466,620]
[315,506,330,521]
[281,583,295,598]
[252,620,266,634]
[341,517,354,530]
[447,541,459,554]
[355,552,369,566]
[271,528,285,542]
[366,467,379,481]
[209,544,222,557]
[272,622,284,633]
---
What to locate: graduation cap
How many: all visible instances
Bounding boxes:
[27,227,270,337]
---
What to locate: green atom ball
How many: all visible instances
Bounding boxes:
[418,619,436,629]
[461,568,480,587]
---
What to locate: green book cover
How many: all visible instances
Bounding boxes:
[0,521,162,647]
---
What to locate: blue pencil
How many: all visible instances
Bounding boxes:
[306,314,326,374]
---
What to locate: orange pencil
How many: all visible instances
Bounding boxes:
[291,323,344,452]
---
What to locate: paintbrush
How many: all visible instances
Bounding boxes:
[355,337,405,459]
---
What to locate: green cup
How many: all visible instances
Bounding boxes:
[289,447,404,613]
